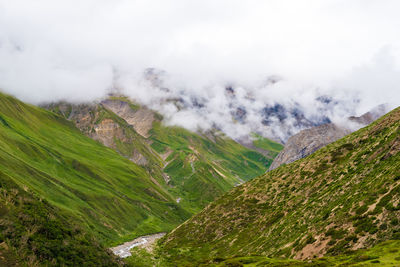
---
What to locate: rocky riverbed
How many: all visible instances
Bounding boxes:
[110,233,166,258]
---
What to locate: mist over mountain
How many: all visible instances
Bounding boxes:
[124,68,385,142]
[1,1,400,266]
[1,0,400,141]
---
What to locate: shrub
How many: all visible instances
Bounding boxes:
[305,235,316,244]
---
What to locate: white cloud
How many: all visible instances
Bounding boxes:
[0,0,399,140]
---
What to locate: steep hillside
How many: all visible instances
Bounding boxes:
[45,96,275,213]
[0,92,191,246]
[159,107,400,265]
[0,173,119,266]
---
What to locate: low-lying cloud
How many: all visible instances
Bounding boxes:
[0,0,399,141]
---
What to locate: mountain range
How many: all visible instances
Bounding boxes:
[269,104,388,170]
[0,92,277,266]
[0,90,398,266]
[156,106,400,266]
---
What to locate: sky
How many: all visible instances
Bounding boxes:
[0,0,399,140]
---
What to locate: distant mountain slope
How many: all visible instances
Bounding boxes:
[238,133,284,159]
[45,96,277,213]
[159,106,400,265]
[0,92,191,246]
[269,123,350,170]
[269,106,388,170]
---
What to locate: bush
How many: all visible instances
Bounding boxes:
[392,232,400,240]
[326,228,347,240]
[305,235,316,244]
[355,205,368,215]
[379,223,388,230]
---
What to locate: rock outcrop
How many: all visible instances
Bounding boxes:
[269,105,388,170]
[101,99,154,138]
[269,123,350,170]
[44,96,273,215]
[43,100,151,166]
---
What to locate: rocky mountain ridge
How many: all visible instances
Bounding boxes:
[127,68,369,143]
[157,106,400,265]
[44,95,279,214]
[269,105,388,170]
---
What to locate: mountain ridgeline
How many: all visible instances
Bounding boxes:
[0,92,192,248]
[0,92,277,265]
[158,106,400,265]
[269,106,388,170]
[44,96,277,214]
[1,89,399,266]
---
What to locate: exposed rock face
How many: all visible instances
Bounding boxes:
[159,106,400,263]
[101,99,154,138]
[269,123,350,170]
[130,149,148,166]
[51,102,97,135]
[53,102,129,148]
[43,100,151,166]
[92,118,127,147]
[269,106,388,170]
[44,96,273,216]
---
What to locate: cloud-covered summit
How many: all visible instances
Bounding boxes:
[0,0,399,140]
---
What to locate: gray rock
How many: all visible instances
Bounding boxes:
[269,105,388,170]
[269,123,350,170]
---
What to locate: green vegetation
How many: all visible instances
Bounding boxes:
[150,122,271,213]
[157,107,400,265]
[251,133,284,157]
[207,240,400,266]
[47,98,274,215]
[125,241,400,266]
[0,92,274,265]
[2,90,398,266]
[0,169,119,266]
[0,92,190,247]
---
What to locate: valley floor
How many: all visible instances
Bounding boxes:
[110,233,166,258]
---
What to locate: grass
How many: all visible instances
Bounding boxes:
[149,121,272,213]
[251,133,284,157]
[0,168,120,266]
[48,97,275,216]
[125,240,400,266]
[196,240,400,266]
[0,92,191,246]
[0,92,279,264]
[157,106,400,265]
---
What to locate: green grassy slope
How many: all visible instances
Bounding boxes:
[0,172,120,266]
[149,122,271,213]
[0,92,190,246]
[127,238,400,266]
[251,133,284,158]
[47,97,276,214]
[199,240,400,266]
[158,107,400,265]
